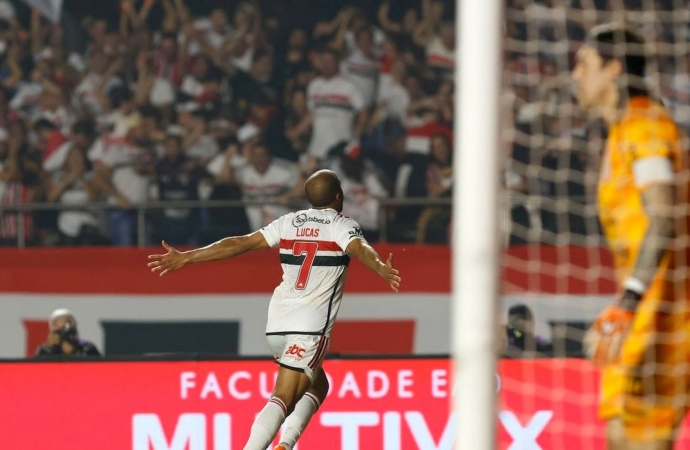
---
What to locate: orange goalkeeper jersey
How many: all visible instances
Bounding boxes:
[597,96,689,297]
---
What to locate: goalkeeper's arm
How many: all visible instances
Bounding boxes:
[619,182,676,310]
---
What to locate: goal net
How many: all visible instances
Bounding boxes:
[499,0,690,447]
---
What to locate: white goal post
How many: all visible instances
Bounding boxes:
[452,0,504,448]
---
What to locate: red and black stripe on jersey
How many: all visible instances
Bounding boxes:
[278,239,350,267]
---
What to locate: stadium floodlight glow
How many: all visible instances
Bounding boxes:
[452,0,503,448]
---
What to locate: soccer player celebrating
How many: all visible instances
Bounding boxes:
[573,24,690,448]
[148,170,401,450]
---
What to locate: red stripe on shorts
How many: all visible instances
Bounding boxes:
[308,336,326,369]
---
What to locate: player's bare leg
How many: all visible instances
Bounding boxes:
[607,417,674,450]
[243,366,312,450]
[277,367,330,450]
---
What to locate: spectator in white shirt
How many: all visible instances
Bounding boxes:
[306,48,368,161]
[230,139,301,230]
[47,147,105,245]
[9,59,55,120]
[181,109,219,164]
[35,89,74,136]
[333,149,388,243]
[340,27,380,108]
[191,8,231,55]
[75,52,123,117]
[92,120,153,246]
[372,60,410,126]
[413,17,455,76]
[43,120,97,175]
[133,49,175,117]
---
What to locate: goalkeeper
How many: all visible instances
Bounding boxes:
[573,24,690,448]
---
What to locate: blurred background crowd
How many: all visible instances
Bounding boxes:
[0,0,686,247]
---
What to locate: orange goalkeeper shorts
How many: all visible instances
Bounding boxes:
[599,291,690,442]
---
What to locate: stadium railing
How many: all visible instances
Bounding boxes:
[0,197,453,247]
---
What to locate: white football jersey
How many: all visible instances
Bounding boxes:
[259,208,365,336]
[306,76,364,159]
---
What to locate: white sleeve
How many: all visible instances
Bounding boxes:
[334,216,365,251]
[632,156,674,188]
[259,214,289,248]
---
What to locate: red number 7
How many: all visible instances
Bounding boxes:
[293,241,318,290]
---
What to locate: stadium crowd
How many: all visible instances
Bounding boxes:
[0,0,685,247]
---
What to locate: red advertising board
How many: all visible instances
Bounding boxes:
[0,358,610,449]
[3,358,689,449]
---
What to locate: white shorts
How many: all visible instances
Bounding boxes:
[266,334,330,383]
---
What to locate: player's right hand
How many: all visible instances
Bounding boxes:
[583,305,634,366]
[380,253,401,292]
[147,241,189,277]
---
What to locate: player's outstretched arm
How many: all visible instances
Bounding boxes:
[345,238,401,292]
[147,231,270,276]
[627,183,676,296]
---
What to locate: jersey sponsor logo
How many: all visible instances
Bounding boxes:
[292,213,332,227]
[349,227,363,237]
[285,344,306,358]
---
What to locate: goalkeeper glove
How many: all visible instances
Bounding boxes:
[584,289,641,366]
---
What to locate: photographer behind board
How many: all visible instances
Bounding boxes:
[503,304,552,358]
[35,309,101,357]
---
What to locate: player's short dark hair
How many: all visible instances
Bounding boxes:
[585,23,648,97]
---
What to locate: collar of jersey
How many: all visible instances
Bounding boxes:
[310,207,337,213]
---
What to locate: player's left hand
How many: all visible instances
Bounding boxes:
[584,304,634,366]
[379,253,401,292]
[147,241,189,277]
